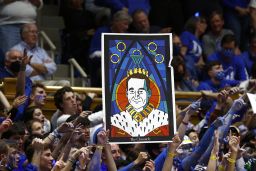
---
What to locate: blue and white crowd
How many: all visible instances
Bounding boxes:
[0,0,256,170]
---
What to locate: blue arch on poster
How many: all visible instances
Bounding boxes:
[108,39,169,115]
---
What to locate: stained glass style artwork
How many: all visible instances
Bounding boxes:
[102,33,176,143]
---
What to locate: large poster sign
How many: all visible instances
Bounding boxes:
[102,33,176,143]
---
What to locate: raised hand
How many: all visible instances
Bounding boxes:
[72,111,92,126]
[12,95,27,108]
[134,152,148,165]
[68,124,84,144]
[97,130,109,145]
[78,146,92,168]
[237,144,246,159]
[142,159,155,171]
[79,111,92,118]
[32,138,45,151]
[70,146,92,162]
[51,160,66,171]
[169,133,182,151]
[216,89,232,110]
[220,151,231,167]
[217,89,229,103]
[228,132,240,152]
[0,116,13,133]
[56,122,74,133]
[21,49,32,66]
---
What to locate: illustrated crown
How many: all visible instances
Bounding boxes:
[127,68,149,77]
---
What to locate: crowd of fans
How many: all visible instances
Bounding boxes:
[0,0,256,170]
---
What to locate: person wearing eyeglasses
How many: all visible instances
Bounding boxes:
[0,0,43,53]
[11,23,69,86]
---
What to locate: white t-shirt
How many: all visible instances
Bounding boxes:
[0,0,42,25]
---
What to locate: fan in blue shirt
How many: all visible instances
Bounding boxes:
[180,16,207,80]
[207,34,248,82]
[197,61,240,92]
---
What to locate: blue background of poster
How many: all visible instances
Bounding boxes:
[108,39,169,115]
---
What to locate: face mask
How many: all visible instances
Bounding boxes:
[215,66,233,81]
[221,48,234,59]
[9,61,21,73]
[215,71,225,81]
[173,45,181,56]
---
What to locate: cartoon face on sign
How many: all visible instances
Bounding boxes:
[102,34,176,143]
[127,74,151,112]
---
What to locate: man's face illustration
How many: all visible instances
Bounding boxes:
[127,78,150,111]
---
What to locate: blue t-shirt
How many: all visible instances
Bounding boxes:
[207,52,248,81]
[180,31,203,63]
